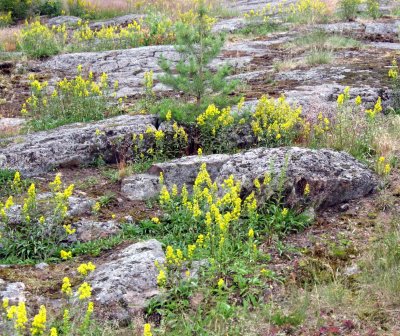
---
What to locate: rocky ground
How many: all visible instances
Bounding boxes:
[0,0,400,335]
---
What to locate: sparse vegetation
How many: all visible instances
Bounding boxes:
[338,0,361,21]
[0,0,399,334]
[157,1,238,122]
[22,68,121,131]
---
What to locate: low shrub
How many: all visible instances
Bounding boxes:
[21,67,121,131]
[0,173,75,260]
[366,0,380,19]
[0,10,11,27]
[338,0,361,21]
[0,0,30,20]
[37,0,63,16]
[69,13,175,52]
[306,86,399,173]
[18,21,61,58]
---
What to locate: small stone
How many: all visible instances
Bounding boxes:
[121,174,161,201]
[35,262,49,270]
[0,282,26,304]
[339,203,350,212]
[343,264,361,277]
[88,239,165,324]
[124,215,134,223]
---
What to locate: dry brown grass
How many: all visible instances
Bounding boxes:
[373,115,400,159]
[322,0,339,14]
[0,26,21,52]
[84,0,218,18]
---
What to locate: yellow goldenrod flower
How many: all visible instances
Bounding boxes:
[304,183,310,196]
[13,171,21,186]
[248,228,254,239]
[30,305,47,336]
[63,224,76,235]
[151,217,160,224]
[143,323,152,336]
[337,93,345,107]
[50,327,58,336]
[166,110,172,121]
[157,269,166,287]
[4,196,13,209]
[77,262,96,276]
[2,298,9,309]
[61,277,72,296]
[78,282,92,300]
[60,250,72,260]
[281,208,288,217]
[92,202,101,213]
[355,95,362,106]
[384,163,391,175]
[217,278,224,289]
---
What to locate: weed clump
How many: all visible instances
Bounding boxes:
[21,67,121,131]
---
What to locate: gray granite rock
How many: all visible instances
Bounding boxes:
[123,147,377,209]
[47,16,81,26]
[88,239,165,324]
[0,114,157,176]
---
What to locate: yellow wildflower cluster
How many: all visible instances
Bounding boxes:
[143,323,153,336]
[77,282,92,300]
[312,112,330,138]
[60,250,72,260]
[376,156,391,176]
[2,254,96,335]
[72,16,175,51]
[251,95,303,143]
[0,172,76,260]
[133,122,188,163]
[244,0,327,24]
[286,0,328,23]
[18,20,62,58]
[77,262,96,276]
[5,301,28,333]
[22,67,120,129]
[156,164,267,289]
[337,86,351,108]
[30,305,47,335]
[0,11,12,27]
[388,59,398,80]
[180,8,216,30]
[197,104,234,136]
[61,277,72,296]
[365,97,382,119]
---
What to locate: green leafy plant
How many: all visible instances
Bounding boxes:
[21,68,121,131]
[18,20,61,58]
[0,10,11,27]
[0,0,30,19]
[0,173,75,260]
[38,0,63,16]
[338,0,361,21]
[366,0,380,19]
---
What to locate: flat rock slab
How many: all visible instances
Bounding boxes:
[123,147,377,209]
[47,15,81,26]
[316,20,400,42]
[0,114,157,177]
[37,41,256,98]
[0,118,26,135]
[88,239,165,324]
